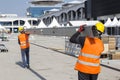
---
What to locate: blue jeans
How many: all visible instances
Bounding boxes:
[21,48,29,67]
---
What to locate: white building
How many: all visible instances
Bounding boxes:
[38,0,86,26]
[0,17,38,33]
[0,14,18,18]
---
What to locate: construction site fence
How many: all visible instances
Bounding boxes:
[65,37,81,57]
[64,35,120,58]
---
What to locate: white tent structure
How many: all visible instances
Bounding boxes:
[48,17,61,28]
[117,20,120,26]
[104,18,112,35]
[68,20,99,26]
[116,20,120,35]
[104,17,119,35]
[104,18,112,27]
[111,17,118,27]
[66,23,70,27]
[111,17,119,35]
[61,24,64,27]
[37,20,47,28]
[24,20,31,29]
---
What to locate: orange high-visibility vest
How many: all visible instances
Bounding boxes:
[18,33,30,49]
[75,37,104,74]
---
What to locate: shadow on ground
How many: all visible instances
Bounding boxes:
[16,61,46,80]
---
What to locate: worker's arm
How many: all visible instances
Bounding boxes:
[69,32,85,47]
[25,31,30,35]
[69,25,86,47]
[24,31,30,37]
[18,38,20,45]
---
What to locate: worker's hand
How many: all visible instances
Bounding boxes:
[78,24,86,32]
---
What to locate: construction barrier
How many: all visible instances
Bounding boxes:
[65,37,81,57]
[65,36,120,59]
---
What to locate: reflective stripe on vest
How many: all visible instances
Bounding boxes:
[74,37,104,74]
[20,41,26,46]
[18,34,30,49]
[77,60,99,67]
[81,52,100,59]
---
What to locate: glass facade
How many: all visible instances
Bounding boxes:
[27,6,60,18]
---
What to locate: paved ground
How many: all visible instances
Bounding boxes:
[0,34,120,80]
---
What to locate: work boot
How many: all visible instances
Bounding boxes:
[26,64,30,69]
[22,64,26,68]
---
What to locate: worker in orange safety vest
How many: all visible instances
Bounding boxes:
[70,22,105,80]
[18,26,30,69]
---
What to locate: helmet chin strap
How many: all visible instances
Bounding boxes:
[91,25,102,39]
[93,30,102,39]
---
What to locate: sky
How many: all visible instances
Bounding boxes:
[0,0,31,17]
[0,0,73,17]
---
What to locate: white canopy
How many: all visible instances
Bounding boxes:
[117,20,120,27]
[68,20,99,26]
[37,20,47,28]
[66,23,70,27]
[48,17,61,28]
[24,20,31,29]
[110,17,118,27]
[104,18,112,27]
[61,24,64,27]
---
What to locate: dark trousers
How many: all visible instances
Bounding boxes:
[21,48,29,67]
[78,71,98,80]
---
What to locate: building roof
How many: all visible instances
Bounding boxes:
[68,0,83,4]
[30,0,63,5]
[62,0,85,7]
[48,8,60,12]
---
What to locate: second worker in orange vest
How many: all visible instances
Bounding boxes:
[70,22,105,80]
[18,27,30,69]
